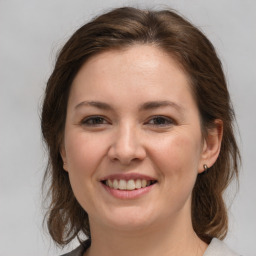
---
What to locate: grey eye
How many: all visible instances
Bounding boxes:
[148,116,174,126]
[82,116,107,126]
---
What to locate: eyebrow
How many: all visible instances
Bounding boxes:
[75,101,113,110]
[139,100,184,112]
[75,100,184,113]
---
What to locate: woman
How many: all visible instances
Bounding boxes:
[41,7,240,256]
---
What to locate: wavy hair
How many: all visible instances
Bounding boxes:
[41,7,240,246]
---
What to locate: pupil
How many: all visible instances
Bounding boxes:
[94,117,103,124]
[155,117,165,124]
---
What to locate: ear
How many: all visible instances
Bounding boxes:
[198,119,223,173]
[60,142,68,172]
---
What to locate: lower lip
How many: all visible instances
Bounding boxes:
[102,183,156,199]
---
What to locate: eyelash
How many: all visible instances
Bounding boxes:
[146,116,175,127]
[81,116,109,126]
[80,115,175,127]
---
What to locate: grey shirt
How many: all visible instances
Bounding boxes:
[61,238,240,256]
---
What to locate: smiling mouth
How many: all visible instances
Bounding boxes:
[101,179,157,191]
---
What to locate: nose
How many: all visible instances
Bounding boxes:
[107,123,146,165]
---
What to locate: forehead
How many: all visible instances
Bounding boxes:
[69,45,196,112]
[75,45,186,83]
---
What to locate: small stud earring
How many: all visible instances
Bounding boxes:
[203,164,208,172]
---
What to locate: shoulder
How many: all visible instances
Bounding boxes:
[204,238,241,256]
[60,238,240,256]
[60,240,90,256]
[60,245,85,256]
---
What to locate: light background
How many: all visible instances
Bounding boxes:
[0,0,255,255]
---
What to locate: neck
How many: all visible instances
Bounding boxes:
[85,213,208,256]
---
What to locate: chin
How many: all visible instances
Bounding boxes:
[98,206,160,231]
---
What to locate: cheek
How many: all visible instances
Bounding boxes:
[64,131,110,210]
[65,131,109,177]
[149,131,202,180]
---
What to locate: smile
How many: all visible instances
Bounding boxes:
[102,179,157,190]
[100,174,158,199]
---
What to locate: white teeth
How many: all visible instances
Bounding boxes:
[141,179,147,188]
[105,179,155,190]
[113,179,119,189]
[127,180,136,190]
[108,179,113,188]
[119,179,126,190]
[135,179,142,189]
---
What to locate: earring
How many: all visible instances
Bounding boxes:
[203,164,208,172]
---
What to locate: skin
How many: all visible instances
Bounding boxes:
[61,45,223,256]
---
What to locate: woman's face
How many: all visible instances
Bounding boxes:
[61,45,212,231]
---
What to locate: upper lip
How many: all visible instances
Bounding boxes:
[100,173,157,181]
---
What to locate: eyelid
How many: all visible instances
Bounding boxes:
[80,115,111,126]
[145,115,176,126]
[79,115,175,127]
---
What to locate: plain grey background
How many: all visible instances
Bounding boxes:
[0,0,255,255]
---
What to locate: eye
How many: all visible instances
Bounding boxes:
[81,116,109,126]
[146,116,175,127]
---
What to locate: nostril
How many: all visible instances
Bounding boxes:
[107,138,147,165]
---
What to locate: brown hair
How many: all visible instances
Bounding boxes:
[41,7,240,246]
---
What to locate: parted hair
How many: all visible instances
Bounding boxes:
[41,7,240,246]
